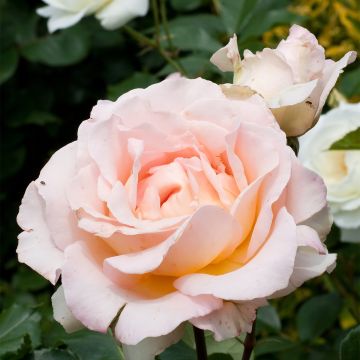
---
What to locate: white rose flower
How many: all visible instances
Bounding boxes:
[299,102,360,242]
[37,0,149,33]
[211,25,356,136]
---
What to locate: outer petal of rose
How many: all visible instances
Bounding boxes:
[35,142,87,250]
[52,286,83,333]
[286,155,328,224]
[17,182,64,284]
[183,95,276,131]
[313,51,356,119]
[271,98,317,136]
[122,326,184,360]
[116,292,222,345]
[267,79,318,108]
[296,225,326,253]
[276,25,325,83]
[191,300,266,341]
[96,0,149,30]
[271,247,336,298]
[105,206,241,277]
[37,6,86,33]
[210,34,240,72]
[175,207,297,300]
[62,239,131,333]
[238,49,294,100]
[142,77,225,113]
[245,146,292,258]
[300,206,332,242]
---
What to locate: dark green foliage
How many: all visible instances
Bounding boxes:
[0,0,359,359]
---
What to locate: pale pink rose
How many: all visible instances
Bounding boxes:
[17,77,335,359]
[211,25,357,136]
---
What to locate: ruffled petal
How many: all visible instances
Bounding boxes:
[52,286,83,332]
[62,239,131,333]
[122,326,184,360]
[191,300,266,341]
[116,292,222,345]
[17,182,63,284]
[175,207,298,300]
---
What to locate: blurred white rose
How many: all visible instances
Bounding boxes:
[299,102,360,242]
[37,0,149,33]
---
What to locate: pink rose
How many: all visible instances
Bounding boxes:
[211,25,357,136]
[17,77,335,359]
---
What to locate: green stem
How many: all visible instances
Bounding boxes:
[123,26,185,74]
[151,0,161,46]
[242,320,256,360]
[193,326,207,360]
[159,0,174,51]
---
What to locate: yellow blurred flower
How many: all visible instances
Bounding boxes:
[263,0,360,60]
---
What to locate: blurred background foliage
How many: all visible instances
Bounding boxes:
[0,0,359,359]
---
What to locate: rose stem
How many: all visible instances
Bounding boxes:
[193,326,208,360]
[241,319,256,360]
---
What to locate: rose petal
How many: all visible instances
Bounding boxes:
[17,182,64,284]
[286,155,328,224]
[175,207,298,300]
[271,247,336,298]
[210,34,240,72]
[191,299,266,341]
[35,142,87,250]
[239,49,294,100]
[122,326,184,360]
[52,286,83,333]
[116,292,222,345]
[62,239,132,333]
[105,206,242,277]
[313,51,356,119]
[96,0,149,30]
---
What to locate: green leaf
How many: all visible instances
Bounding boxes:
[34,349,76,360]
[338,67,360,98]
[9,111,61,128]
[21,24,91,67]
[340,326,360,360]
[330,128,360,150]
[12,265,49,292]
[62,329,122,360]
[206,334,244,359]
[166,14,223,36]
[170,0,203,12]
[296,293,342,342]
[0,143,26,181]
[257,305,281,332]
[208,354,233,360]
[163,26,221,53]
[0,304,41,357]
[158,54,218,77]
[239,9,305,42]
[159,341,196,360]
[255,337,296,356]
[218,0,259,35]
[0,47,18,85]
[107,72,158,100]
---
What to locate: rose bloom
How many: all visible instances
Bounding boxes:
[18,77,335,359]
[300,102,360,242]
[37,0,149,32]
[211,25,356,136]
